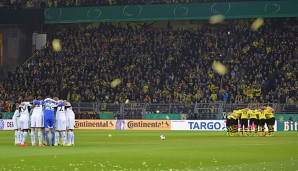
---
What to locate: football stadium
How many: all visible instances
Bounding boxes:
[0,0,298,170]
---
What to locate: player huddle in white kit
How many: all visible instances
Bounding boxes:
[12,97,75,147]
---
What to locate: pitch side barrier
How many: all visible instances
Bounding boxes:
[0,119,14,130]
[74,119,225,130]
[0,119,285,131]
[275,114,298,132]
[73,119,279,131]
[75,120,171,130]
[74,120,279,131]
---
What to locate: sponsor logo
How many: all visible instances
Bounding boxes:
[75,120,116,130]
[125,120,171,130]
[278,116,284,122]
[127,121,170,129]
[0,120,4,130]
[284,121,298,131]
[171,120,227,131]
[188,121,225,130]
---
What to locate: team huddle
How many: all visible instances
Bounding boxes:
[12,97,75,146]
[226,105,275,136]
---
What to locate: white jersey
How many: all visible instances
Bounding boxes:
[12,109,20,120]
[32,103,43,117]
[66,108,75,120]
[56,106,66,120]
[66,103,75,130]
[31,101,44,128]
[19,102,31,120]
[12,109,20,129]
[18,102,32,130]
[55,105,67,131]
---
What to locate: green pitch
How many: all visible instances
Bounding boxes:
[0,130,297,171]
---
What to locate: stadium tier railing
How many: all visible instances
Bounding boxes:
[0,0,265,9]
[0,102,297,119]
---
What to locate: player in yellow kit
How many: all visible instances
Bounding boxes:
[263,105,275,136]
[248,109,259,135]
[226,107,275,137]
[225,111,239,136]
[239,108,249,136]
[246,109,256,135]
[226,113,233,136]
[257,109,266,136]
[233,109,242,136]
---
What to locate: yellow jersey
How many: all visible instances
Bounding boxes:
[249,110,259,119]
[258,110,266,119]
[264,106,273,113]
[247,109,256,118]
[263,106,274,118]
[264,110,274,119]
[228,113,237,120]
[240,109,249,119]
[267,112,275,119]
[233,110,242,119]
[227,114,233,119]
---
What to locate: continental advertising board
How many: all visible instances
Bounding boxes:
[75,120,171,130]
[75,120,117,130]
[121,120,171,130]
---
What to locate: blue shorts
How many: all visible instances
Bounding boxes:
[44,116,55,129]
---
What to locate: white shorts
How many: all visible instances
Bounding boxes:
[56,118,66,131]
[31,115,44,128]
[13,117,20,130]
[18,118,30,130]
[66,118,75,130]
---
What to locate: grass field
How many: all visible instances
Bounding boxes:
[0,130,297,171]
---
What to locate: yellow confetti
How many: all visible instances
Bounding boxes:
[110,79,121,88]
[212,60,227,76]
[251,18,264,31]
[52,39,62,52]
[209,14,225,24]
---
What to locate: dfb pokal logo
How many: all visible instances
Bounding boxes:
[0,120,4,130]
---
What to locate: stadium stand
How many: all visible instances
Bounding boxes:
[0,15,297,119]
[1,18,297,107]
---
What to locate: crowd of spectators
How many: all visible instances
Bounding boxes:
[1,18,298,109]
[75,111,99,119]
[0,0,36,9]
[0,0,266,9]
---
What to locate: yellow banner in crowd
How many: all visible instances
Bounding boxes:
[75,120,171,130]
